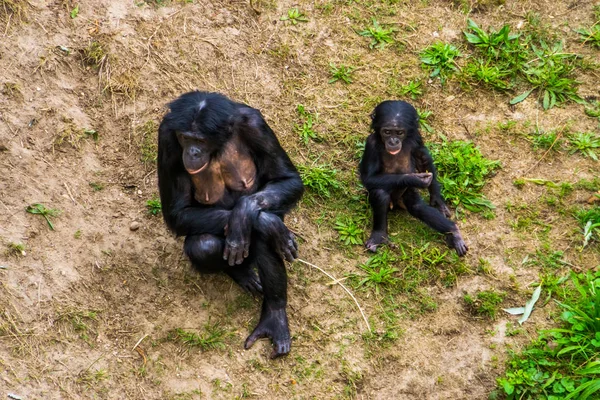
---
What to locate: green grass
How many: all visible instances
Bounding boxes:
[398,79,423,100]
[298,164,342,199]
[530,127,563,151]
[574,206,600,247]
[334,216,365,246]
[89,182,104,191]
[354,249,399,292]
[138,120,158,164]
[295,104,320,145]
[280,8,308,25]
[568,132,600,160]
[494,272,600,400]
[576,24,600,48]
[358,18,396,50]
[463,289,505,319]
[428,140,501,213]
[167,322,230,351]
[328,63,355,84]
[26,203,60,230]
[420,42,461,84]
[81,40,106,68]
[146,197,162,215]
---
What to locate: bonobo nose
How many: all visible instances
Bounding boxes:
[391,138,400,145]
[189,147,201,157]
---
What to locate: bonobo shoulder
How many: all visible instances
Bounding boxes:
[230,107,264,131]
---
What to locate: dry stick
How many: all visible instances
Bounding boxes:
[295,258,371,333]
[524,128,564,175]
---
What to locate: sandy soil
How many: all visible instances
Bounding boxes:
[1,0,599,399]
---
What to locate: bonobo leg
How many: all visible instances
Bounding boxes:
[402,190,468,257]
[244,238,290,358]
[366,188,391,252]
[184,234,263,295]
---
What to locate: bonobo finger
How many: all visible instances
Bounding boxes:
[223,246,230,261]
[289,240,298,259]
[243,242,250,258]
[244,330,267,350]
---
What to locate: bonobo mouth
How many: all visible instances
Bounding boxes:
[186,163,208,175]
[387,148,401,155]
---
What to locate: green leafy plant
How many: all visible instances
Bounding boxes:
[146,198,162,215]
[399,79,423,99]
[7,242,26,257]
[568,132,600,160]
[462,59,513,90]
[329,63,355,84]
[495,271,600,399]
[280,8,308,25]
[420,42,461,84]
[417,108,433,133]
[530,128,563,151]
[355,249,399,292]
[70,4,79,19]
[358,19,396,49]
[464,19,521,60]
[576,25,600,49]
[295,104,319,144]
[298,164,341,199]
[574,206,600,247]
[334,217,364,245]
[429,140,501,212]
[26,203,60,230]
[510,41,582,110]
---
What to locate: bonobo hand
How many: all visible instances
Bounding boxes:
[223,197,259,266]
[411,172,432,188]
[256,212,298,262]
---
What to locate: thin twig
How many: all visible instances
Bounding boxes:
[132,334,148,351]
[295,258,371,332]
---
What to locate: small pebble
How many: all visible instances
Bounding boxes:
[130,221,140,231]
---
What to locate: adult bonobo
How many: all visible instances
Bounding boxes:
[157,91,304,358]
[359,101,468,256]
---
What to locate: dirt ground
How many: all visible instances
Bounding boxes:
[1,0,599,399]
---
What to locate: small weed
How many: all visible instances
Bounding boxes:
[137,120,158,163]
[420,42,461,84]
[462,59,513,90]
[585,100,600,119]
[495,271,600,399]
[358,19,396,50]
[295,104,319,145]
[280,8,308,25]
[328,63,355,84]
[399,79,423,100]
[78,368,108,384]
[89,182,104,191]
[568,132,600,160]
[298,164,341,199]
[511,41,582,110]
[464,289,505,319]
[26,203,60,230]
[57,309,99,342]
[576,24,600,49]
[354,249,399,292]
[464,19,521,61]
[54,123,99,149]
[429,140,501,212]
[530,128,563,151]
[69,4,79,19]
[417,108,433,133]
[81,40,106,68]
[74,230,82,239]
[334,216,364,245]
[168,322,230,351]
[2,82,23,100]
[146,198,162,216]
[7,242,26,257]
[574,206,600,247]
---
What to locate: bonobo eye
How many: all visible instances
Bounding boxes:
[382,129,391,136]
[398,129,406,136]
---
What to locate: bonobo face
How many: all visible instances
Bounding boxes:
[176,131,214,174]
[380,126,406,155]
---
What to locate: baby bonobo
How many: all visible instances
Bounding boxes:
[359,101,468,256]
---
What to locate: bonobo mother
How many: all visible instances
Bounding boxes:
[157,91,303,358]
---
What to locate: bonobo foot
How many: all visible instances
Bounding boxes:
[446,229,468,257]
[226,267,263,296]
[244,307,290,358]
[365,230,389,252]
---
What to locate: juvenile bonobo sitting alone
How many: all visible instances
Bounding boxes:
[158,91,304,358]
[359,101,468,256]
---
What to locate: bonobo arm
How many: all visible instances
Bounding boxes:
[223,107,304,265]
[158,120,231,236]
[359,135,431,192]
[414,144,451,217]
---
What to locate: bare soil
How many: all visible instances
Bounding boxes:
[1,1,599,399]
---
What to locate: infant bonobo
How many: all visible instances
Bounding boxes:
[359,101,468,256]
